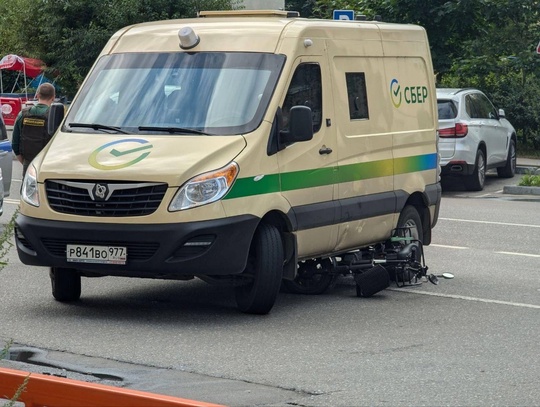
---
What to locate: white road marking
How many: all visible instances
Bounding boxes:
[430,244,468,249]
[4,199,20,205]
[496,251,540,258]
[429,245,538,258]
[439,217,540,228]
[388,288,540,309]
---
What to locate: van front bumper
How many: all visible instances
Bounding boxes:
[15,214,259,278]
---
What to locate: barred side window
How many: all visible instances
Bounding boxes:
[346,72,369,120]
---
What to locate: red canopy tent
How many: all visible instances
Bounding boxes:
[0,54,46,125]
[0,54,44,78]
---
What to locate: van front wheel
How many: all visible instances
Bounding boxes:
[50,267,81,302]
[234,223,283,314]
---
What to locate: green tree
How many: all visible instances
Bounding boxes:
[0,0,240,97]
[285,0,316,17]
[307,0,540,151]
[440,0,540,148]
[310,0,488,76]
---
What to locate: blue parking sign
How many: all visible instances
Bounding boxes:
[333,10,355,21]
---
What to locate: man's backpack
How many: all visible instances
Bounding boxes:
[20,107,51,163]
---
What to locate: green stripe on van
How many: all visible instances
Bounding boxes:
[224,153,437,200]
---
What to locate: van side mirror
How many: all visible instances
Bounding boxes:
[280,106,314,144]
[498,108,506,119]
[48,102,65,137]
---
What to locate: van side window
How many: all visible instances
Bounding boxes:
[346,72,369,120]
[282,63,322,133]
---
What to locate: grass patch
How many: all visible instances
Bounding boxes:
[518,173,540,187]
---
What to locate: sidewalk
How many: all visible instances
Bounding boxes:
[516,157,540,173]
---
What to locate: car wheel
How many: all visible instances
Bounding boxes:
[497,139,516,178]
[465,149,485,191]
[234,223,283,314]
[50,267,81,302]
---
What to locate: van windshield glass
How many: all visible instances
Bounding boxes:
[65,52,285,135]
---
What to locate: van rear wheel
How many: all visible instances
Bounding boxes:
[50,267,81,302]
[397,205,423,243]
[386,205,423,282]
[234,223,283,314]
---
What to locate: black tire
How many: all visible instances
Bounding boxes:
[465,149,485,191]
[497,139,516,178]
[50,267,81,302]
[397,205,423,243]
[235,223,283,314]
[282,258,336,295]
[386,205,423,282]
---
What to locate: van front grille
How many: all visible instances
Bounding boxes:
[45,180,167,217]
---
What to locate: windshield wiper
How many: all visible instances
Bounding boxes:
[138,126,209,135]
[68,122,129,134]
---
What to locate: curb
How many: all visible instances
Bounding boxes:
[503,185,540,195]
[503,165,540,195]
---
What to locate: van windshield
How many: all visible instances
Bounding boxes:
[65,52,285,135]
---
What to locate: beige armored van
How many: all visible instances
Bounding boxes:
[16,10,441,314]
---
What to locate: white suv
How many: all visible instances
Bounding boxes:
[437,88,516,190]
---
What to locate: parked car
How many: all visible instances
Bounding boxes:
[437,88,516,191]
[0,113,13,214]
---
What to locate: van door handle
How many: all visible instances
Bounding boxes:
[319,146,333,155]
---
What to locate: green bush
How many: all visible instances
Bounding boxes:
[518,174,540,187]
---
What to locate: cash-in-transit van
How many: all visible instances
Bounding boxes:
[15,10,441,314]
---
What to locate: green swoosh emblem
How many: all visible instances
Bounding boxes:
[110,145,153,157]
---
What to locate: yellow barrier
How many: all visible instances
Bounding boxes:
[0,367,226,407]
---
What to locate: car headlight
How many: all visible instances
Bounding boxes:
[169,162,239,211]
[22,164,40,207]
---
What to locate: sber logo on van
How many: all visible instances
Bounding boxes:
[89,138,153,170]
[390,79,428,108]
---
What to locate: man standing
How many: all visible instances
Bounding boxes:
[12,83,56,177]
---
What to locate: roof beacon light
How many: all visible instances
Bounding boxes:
[179,26,200,50]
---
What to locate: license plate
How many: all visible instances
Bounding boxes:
[66,244,127,265]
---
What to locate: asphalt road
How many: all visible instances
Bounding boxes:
[1,165,539,406]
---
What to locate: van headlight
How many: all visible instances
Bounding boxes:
[22,164,40,207]
[169,162,239,211]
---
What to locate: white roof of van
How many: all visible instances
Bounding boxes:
[104,11,428,56]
